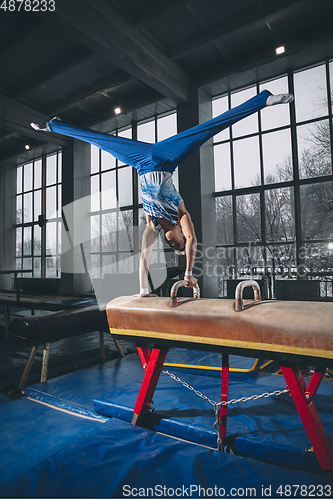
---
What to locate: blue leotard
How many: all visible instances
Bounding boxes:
[140,171,182,229]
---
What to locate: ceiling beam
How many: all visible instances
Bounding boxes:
[0,92,49,122]
[47,75,132,116]
[169,0,307,60]
[0,59,35,84]
[1,131,19,142]
[83,89,165,128]
[132,0,189,28]
[2,120,69,147]
[0,17,16,38]
[13,47,94,99]
[185,3,235,67]
[0,21,45,63]
[0,93,68,151]
[36,0,189,103]
[193,26,333,89]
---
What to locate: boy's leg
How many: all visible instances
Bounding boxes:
[153,90,293,168]
[31,118,153,170]
[31,91,293,173]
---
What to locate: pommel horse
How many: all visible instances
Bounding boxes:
[106,280,333,471]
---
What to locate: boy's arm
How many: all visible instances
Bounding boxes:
[137,218,159,297]
[179,205,197,288]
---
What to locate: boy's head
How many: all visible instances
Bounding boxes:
[164,224,186,254]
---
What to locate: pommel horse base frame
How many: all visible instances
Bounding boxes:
[107,280,333,472]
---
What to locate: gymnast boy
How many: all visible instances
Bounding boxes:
[31,91,293,296]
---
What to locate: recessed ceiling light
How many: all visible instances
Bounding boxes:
[25,145,30,150]
[114,107,121,115]
[276,46,285,55]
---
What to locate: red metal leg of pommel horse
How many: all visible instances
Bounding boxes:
[280,364,333,471]
[132,346,333,471]
[219,353,229,445]
[132,344,168,424]
[132,344,230,446]
[219,358,333,471]
[219,358,333,469]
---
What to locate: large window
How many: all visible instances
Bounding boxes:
[16,151,62,278]
[90,127,134,279]
[90,112,178,280]
[213,62,333,298]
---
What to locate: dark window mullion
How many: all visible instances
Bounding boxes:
[288,71,303,275]
[326,60,333,176]
[41,154,47,279]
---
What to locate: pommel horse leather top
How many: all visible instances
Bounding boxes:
[107,281,333,367]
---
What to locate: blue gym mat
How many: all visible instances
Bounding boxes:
[1,350,332,497]
[0,393,9,404]
[21,349,273,411]
[0,397,107,489]
[93,368,333,474]
[1,415,332,499]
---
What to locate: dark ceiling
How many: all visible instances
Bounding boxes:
[1,0,333,163]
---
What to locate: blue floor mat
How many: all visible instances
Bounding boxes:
[18,349,333,477]
[93,369,333,475]
[164,349,279,378]
[22,349,274,411]
[1,417,332,499]
[0,397,107,488]
[24,352,144,410]
[0,393,9,404]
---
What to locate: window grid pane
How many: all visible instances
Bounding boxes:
[297,120,332,179]
[294,64,328,123]
[16,152,62,278]
[90,117,179,293]
[213,63,333,298]
[233,136,261,189]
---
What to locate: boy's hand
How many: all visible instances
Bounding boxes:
[184,275,197,288]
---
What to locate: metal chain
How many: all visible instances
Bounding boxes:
[162,369,289,407]
[214,405,223,451]
[163,368,288,452]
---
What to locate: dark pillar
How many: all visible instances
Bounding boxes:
[61,139,92,295]
[0,159,16,289]
[177,88,218,297]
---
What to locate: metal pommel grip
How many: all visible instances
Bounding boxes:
[169,280,200,307]
[235,280,261,312]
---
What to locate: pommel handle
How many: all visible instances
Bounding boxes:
[169,280,200,307]
[235,280,261,312]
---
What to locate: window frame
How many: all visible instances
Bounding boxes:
[213,61,333,298]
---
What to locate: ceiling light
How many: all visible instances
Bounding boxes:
[276,46,285,55]
[25,145,30,150]
[114,107,121,115]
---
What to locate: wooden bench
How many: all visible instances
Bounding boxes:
[9,305,124,389]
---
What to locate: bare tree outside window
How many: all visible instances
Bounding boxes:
[214,67,333,299]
